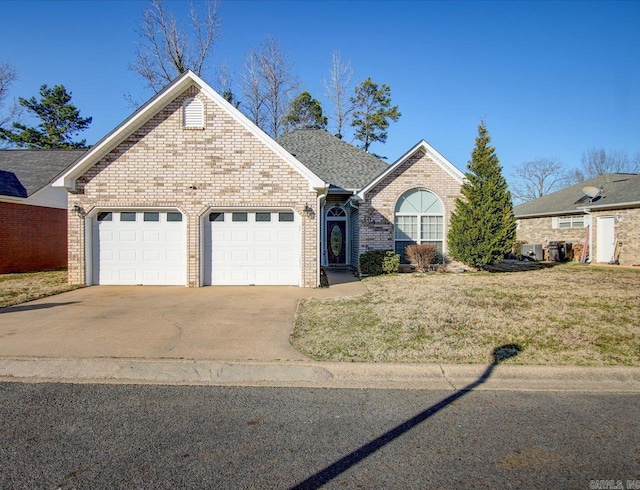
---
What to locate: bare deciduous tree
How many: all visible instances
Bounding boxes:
[579,148,639,178]
[510,157,567,203]
[323,50,354,139]
[255,35,300,138]
[130,0,220,94]
[215,61,240,108]
[240,48,265,128]
[0,61,20,148]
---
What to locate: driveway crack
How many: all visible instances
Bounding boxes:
[163,313,183,353]
[438,363,457,390]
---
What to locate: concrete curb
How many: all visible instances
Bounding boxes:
[1,357,639,392]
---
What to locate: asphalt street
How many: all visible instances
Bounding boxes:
[1,383,638,489]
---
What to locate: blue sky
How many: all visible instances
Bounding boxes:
[2,0,639,182]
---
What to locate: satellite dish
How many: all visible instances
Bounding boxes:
[582,186,600,198]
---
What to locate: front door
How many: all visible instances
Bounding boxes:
[326,220,346,265]
[596,216,615,263]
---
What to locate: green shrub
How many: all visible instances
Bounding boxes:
[360,250,400,275]
[382,251,400,274]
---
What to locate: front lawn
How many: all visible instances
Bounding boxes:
[292,264,640,366]
[0,269,80,308]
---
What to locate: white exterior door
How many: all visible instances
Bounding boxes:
[92,210,186,285]
[596,216,616,263]
[204,210,301,286]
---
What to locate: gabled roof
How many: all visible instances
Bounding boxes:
[53,71,326,191]
[358,139,464,198]
[277,129,389,191]
[514,173,640,218]
[0,149,86,198]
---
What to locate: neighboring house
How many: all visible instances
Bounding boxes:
[53,70,463,287]
[514,173,640,265]
[0,150,85,274]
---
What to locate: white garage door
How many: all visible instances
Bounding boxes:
[204,210,301,286]
[92,210,186,285]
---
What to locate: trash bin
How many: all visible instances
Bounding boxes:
[548,241,564,262]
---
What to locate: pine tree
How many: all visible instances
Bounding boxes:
[283,91,327,130]
[0,84,92,149]
[448,122,516,267]
[350,78,400,152]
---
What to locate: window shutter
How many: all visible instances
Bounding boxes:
[183,98,204,128]
[551,217,559,229]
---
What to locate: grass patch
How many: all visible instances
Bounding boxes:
[292,264,640,366]
[0,269,81,308]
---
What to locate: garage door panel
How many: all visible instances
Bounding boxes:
[206,210,301,286]
[165,231,183,242]
[93,211,186,285]
[143,231,160,241]
[143,250,160,261]
[119,249,137,261]
[118,230,137,241]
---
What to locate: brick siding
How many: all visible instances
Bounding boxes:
[517,207,640,265]
[68,85,318,287]
[0,201,67,273]
[359,148,462,258]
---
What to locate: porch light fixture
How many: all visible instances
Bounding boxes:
[303,203,314,218]
[72,204,86,216]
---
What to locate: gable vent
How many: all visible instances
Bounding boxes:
[183,98,204,128]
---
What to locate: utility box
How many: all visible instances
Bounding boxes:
[521,244,543,261]
[548,241,566,262]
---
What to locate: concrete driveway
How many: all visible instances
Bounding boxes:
[0,277,365,361]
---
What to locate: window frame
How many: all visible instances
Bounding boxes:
[394,189,445,263]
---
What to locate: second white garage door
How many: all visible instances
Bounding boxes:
[204,210,301,286]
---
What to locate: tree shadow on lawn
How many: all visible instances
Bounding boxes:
[290,343,522,490]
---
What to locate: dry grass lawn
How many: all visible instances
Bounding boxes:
[0,270,80,308]
[292,264,640,366]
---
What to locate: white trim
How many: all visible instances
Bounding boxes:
[52,71,326,192]
[358,140,464,198]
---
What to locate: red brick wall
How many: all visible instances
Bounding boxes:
[0,201,68,274]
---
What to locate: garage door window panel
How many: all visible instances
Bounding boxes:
[144,212,160,222]
[120,212,136,222]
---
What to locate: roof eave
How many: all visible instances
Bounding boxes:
[52,71,325,192]
[577,200,640,211]
[358,139,464,198]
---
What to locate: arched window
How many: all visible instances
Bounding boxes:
[183,97,204,128]
[327,206,347,217]
[394,189,444,262]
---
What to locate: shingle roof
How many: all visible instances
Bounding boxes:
[0,149,86,198]
[277,129,389,190]
[514,173,640,217]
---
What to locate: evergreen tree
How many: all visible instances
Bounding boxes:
[350,78,400,152]
[284,91,327,130]
[0,84,92,149]
[448,122,516,267]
